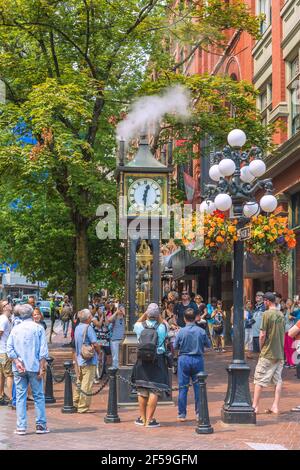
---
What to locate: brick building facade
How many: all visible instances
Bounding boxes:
[170,0,300,302]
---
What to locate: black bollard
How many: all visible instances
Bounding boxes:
[104,368,120,423]
[61,361,77,414]
[195,371,214,434]
[45,357,56,404]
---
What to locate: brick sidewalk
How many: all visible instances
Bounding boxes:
[1,328,300,450]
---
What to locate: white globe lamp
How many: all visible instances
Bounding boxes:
[218,158,236,177]
[206,201,216,214]
[209,164,221,182]
[214,193,232,212]
[240,165,255,183]
[249,159,266,178]
[243,202,260,218]
[200,200,216,214]
[260,195,277,213]
[227,129,247,148]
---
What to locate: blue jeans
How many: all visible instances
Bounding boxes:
[63,320,69,337]
[12,381,16,407]
[177,355,204,417]
[110,340,121,369]
[14,371,47,430]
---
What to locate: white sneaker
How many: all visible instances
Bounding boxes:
[14,429,26,435]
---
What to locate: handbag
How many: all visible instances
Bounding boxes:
[81,325,95,360]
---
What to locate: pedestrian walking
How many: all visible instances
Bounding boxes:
[283,298,296,368]
[174,308,211,421]
[6,304,49,435]
[60,295,73,338]
[0,300,13,406]
[252,292,266,353]
[244,300,255,359]
[132,303,169,428]
[73,309,101,413]
[211,300,226,352]
[252,292,285,415]
[107,305,125,369]
[288,318,300,412]
[174,291,199,328]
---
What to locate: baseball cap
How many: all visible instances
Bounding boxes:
[146,303,160,319]
[263,292,276,302]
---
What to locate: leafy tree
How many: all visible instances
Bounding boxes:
[0,0,269,308]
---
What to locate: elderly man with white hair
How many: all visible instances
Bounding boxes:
[74,308,101,413]
[6,303,49,435]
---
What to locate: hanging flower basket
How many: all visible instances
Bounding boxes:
[178,211,296,274]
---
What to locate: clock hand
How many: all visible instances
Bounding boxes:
[142,184,150,207]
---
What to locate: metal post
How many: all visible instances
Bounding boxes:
[195,372,214,434]
[45,357,56,404]
[221,238,256,424]
[61,361,77,414]
[104,368,120,423]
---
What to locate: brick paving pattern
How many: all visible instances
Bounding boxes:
[1,326,300,450]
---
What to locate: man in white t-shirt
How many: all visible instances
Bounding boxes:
[0,300,13,405]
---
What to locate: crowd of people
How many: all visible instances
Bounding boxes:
[1,287,300,434]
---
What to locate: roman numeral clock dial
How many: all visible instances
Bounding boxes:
[128,178,162,214]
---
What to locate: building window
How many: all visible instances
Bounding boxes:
[288,55,300,136]
[258,0,272,34]
[261,90,267,111]
[291,192,300,228]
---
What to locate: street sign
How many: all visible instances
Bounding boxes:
[237,226,251,241]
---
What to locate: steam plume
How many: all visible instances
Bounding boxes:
[116,85,190,142]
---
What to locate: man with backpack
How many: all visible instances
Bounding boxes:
[132,303,169,428]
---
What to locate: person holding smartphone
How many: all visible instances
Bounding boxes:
[107,305,125,369]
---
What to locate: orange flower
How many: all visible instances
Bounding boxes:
[263,225,269,231]
[228,226,236,234]
[210,242,215,247]
[258,233,265,239]
[216,236,224,243]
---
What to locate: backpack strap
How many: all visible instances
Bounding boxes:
[82,324,90,345]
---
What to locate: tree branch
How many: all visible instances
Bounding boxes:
[172,40,202,72]
[49,31,60,78]
[83,0,90,56]
[0,16,98,79]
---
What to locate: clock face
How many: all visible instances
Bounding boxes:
[128,178,162,213]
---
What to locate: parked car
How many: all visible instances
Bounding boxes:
[37,300,51,318]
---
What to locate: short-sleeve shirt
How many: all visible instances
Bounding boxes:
[0,315,11,354]
[133,320,167,354]
[174,302,199,327]
[260,309,285,361]
[75,323,98,366]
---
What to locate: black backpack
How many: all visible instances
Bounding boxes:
[137,322,159,362]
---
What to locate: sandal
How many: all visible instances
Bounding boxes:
[265,408,280,415]
[291,406,300,412]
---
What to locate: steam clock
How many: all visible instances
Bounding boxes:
[116,135,173,404]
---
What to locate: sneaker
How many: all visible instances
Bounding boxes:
[14,429,26,435]
[0,398,8,406]
[221,349,226,352]
[177,415,186,422]
[36,425,50,434]
[134,417,145,426]
[146,419,160,428]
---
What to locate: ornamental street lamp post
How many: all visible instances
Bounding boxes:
[202,129,278,424]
